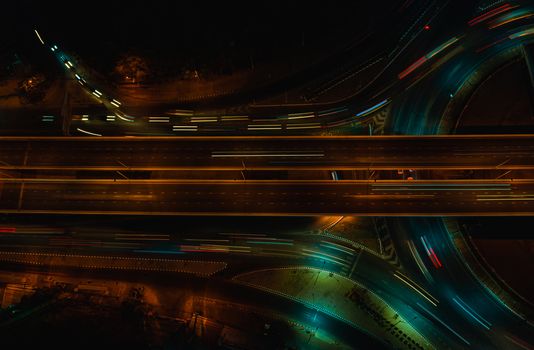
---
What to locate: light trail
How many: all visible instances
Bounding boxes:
[184,238,230,242]
[320,241,355,254]
[417,302,471,346]
[286,123,321,129]
[211,151,324,158]
[190,117,218,123]
[247,124,282,130]
[453,296,492,330]
[393,272,439,306]
[167,109,194,116]
[288,113,315,120]
[420,236,442,269]
[149,116,170,123]
[317,106,348,117]
[425,37,460,59]
[398,36,460,80]
[172,125,198,132]
[34,29,45,44]
[355,99,390,117]
[76,128,102,136]
[221,115,249,121]
[504,334,533,350]
[509,27,534,40]
[468,3,514,26]
[398,56,428,79]
[301,248,351,266]
[407,240,433,282]
[301,251,348,266]
[489,9,534,29]
[113,112,134,122]
[247,240,294,246]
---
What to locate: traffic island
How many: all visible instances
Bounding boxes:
[233,267,433,350]
[320,216,382,256]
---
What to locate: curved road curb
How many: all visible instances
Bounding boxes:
[441,218,534,326]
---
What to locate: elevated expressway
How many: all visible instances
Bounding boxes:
[0,135,533,171]
[1,135,533,216]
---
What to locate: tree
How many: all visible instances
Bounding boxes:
[18,73,47,104]
[114,55,149,84]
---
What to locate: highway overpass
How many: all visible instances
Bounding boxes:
[2,135,534,216]
[0,135,534,171]
[1,178,533,216]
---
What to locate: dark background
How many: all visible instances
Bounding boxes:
[3,1,401,77]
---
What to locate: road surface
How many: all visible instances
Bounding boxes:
[1,178,533,216]
[1,135,534,171]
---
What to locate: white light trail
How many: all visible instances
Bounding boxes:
[76,128,102,136]
[34,29,45,45]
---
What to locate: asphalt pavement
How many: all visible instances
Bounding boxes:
[1,178,533,216]
[1,135,534,171]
